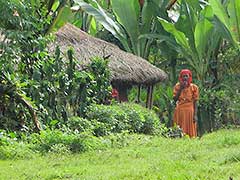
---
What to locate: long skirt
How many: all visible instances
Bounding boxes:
[173,102,197,137]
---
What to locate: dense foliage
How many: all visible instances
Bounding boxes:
[0,0,239,138]
[86,103,164,136]
[28,51,111,126]
[0,102,165,158]
[0,0,112,130]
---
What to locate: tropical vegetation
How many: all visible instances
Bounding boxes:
[0,0,240,178]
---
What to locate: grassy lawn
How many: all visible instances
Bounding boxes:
[0,129,240,180]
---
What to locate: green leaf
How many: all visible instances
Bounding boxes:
[175,0,198,49]
[74,0,131,52]
[139,33,182,52]
[8,132,16,139]
[200,5,213,19]
[194,19,213,60]
[47,6,75,33]
[212,16,235,45]
[111,0,140,54]
[228,0,240,42]
[141,0,165,34]
[158,17,191,54]
[140,0,166,58]
[209,0,239,44]
[209,0,230,28]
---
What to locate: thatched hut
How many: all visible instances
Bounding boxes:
[50,23,167,108]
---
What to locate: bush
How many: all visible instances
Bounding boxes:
[198,86,240,134]
[66,116,94,133]
[86,103,164,135]
[29,129,105,153]
[0,142,35,160]
[0,130,35,159]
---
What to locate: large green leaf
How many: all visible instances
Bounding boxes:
[194,19,213,61]
[194,18,213,76]
[48,6,74,33]
[209,0,240,45]
[228,0,240,42]
[212,16,235,45]
[200,4,214,19]
[158,17,192,55]
[209,0,230,28]
[111,0,140,55]
[175,0,198,49]
[142,0,168,33]
[139,0,160,58]
[185,0,202,11]
[74,0,131,51]
[139,33,182,53]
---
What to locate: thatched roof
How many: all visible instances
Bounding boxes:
[49,23,167,86]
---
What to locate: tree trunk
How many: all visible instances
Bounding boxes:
[16,93,41,131]
[166,0,177,10]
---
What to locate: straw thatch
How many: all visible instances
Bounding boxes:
[49,23,167,86]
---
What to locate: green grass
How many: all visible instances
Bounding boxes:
[1,129,240,180]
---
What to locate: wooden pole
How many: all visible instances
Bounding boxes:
[137,85,141,103]
[16,94,41,131]
[149,85,154,109]
[166,0,178,10]
[146,85,154,109]
[146,85,152,109]
[146,86,150,108]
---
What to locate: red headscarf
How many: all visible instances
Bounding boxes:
[179,69,192,86]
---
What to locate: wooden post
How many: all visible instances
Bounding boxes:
[146,85,154,109]
[149,85,154,109]
[137,85,141,103]
[146,86,150,108]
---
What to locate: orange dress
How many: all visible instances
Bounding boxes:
[173,83,199,137]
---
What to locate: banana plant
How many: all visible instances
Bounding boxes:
[73,0,170,58]
[209,0,240,45]
[157,0,221,83]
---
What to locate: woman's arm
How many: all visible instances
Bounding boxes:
[193,100,198,123]
[173,83,185,102]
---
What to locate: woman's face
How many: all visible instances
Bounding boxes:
[182,74,189,82]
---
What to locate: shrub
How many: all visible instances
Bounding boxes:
[29,129,105,153]
[198,86,239,134]
[86,103,164,135]
[66,116,94,133]
[0,130,35,159]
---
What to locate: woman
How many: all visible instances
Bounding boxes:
[173,69,199,137]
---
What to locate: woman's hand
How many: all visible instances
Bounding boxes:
[180,81,188,89]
